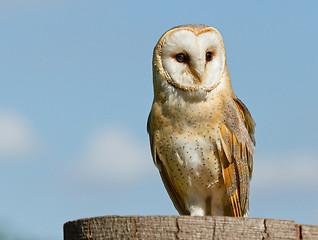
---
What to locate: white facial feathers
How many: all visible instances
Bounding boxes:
[155,26,226,93]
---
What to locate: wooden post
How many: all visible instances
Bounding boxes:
[64,215,318,240]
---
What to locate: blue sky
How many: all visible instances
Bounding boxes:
[0,0,317,239]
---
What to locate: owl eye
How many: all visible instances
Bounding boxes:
[206,52,213,62]
[175,53,187,63]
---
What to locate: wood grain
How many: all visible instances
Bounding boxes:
[63,215,318,240]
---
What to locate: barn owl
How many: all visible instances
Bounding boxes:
[147,24,255,217]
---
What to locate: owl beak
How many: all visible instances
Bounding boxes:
[188,65,201,84]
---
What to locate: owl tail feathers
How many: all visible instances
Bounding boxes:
[223,163,243,217]
[229,188,243,217]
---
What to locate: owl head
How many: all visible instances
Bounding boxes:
[153,24,230,100]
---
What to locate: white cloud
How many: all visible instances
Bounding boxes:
[0,112,39,161]
[252,153,318,192]
[72,129,318,192]
[73,127,155,186]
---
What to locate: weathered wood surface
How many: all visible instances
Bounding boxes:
[64,215,318,240]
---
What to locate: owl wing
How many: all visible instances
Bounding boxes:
[147,112,190,215]
[217,97,255,217]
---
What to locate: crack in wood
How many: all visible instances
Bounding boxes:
[262,219,268,240]
[212,220,216,240]
[296,224,303,240]
[175,217,180,240]
[87,219,91,240]
[132,216,137,240]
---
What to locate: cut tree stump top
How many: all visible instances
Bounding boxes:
[63,215,318,240]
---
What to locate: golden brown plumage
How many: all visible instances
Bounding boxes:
[148,24,255,216]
